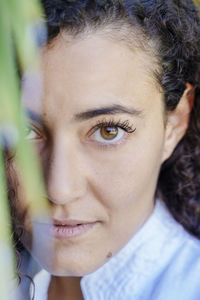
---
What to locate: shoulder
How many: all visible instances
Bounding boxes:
[130,200,200,299]
[149,200,200,268]
[149,234,200,300]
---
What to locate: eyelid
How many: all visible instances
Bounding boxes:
[88,118,136,135]
[86,118,136,148]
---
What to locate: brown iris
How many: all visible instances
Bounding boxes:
[100,126,118,140]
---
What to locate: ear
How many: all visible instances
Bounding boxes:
[161,83,194,163]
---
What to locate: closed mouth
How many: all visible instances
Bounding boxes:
[50,220,98,239]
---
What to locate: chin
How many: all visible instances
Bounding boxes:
[59,259,104,277]
[37,252,107,277]
[25,230,111,277]
[42,262,97,277]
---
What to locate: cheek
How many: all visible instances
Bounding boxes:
[88,125,165,209]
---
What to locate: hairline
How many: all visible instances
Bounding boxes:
[46,20,163,103]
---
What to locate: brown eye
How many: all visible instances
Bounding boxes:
[100,126,118,140]
[89,121,135,145]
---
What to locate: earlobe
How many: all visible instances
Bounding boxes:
[161,83,194,163]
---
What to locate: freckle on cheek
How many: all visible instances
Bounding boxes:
[106,252,113,259]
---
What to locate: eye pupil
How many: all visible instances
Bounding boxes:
[100,126,118,140]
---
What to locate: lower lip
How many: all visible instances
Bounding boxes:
[49,223,97,239]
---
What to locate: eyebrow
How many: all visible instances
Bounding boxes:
[74,104,143,121]
[25,109,44,124]
[25,104,143,125]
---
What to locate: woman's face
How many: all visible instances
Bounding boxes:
[15,33,169,276]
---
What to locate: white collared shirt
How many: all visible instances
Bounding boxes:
[31,200,200,300]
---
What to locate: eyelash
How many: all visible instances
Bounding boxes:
[88,118,136,147]
[25,124,42,140]
[90,119,136,134]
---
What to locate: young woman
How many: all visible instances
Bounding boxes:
[8,0,200,299]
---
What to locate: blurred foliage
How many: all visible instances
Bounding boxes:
[194,0,200,8]
[0,0,49,299]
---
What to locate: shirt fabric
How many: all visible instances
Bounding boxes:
[31,200,200,300]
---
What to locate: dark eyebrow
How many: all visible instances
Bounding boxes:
[25,104,143,125]
[74,105,143,121]
[25,109,44,125]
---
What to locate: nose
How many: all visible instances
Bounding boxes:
[46,138,87,205]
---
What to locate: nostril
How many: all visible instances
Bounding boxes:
[47,196,69,205]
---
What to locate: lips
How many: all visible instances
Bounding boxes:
[49,219,98,239]
[53,219,92,226]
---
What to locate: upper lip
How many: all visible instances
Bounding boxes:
[52,219,97,226]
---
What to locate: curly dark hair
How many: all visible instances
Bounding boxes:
[39,0,200,238]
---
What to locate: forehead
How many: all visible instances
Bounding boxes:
[22,33,163,123]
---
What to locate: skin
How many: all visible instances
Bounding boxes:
[14,31,193,299]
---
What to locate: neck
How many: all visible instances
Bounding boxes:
[48,276,84,300]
